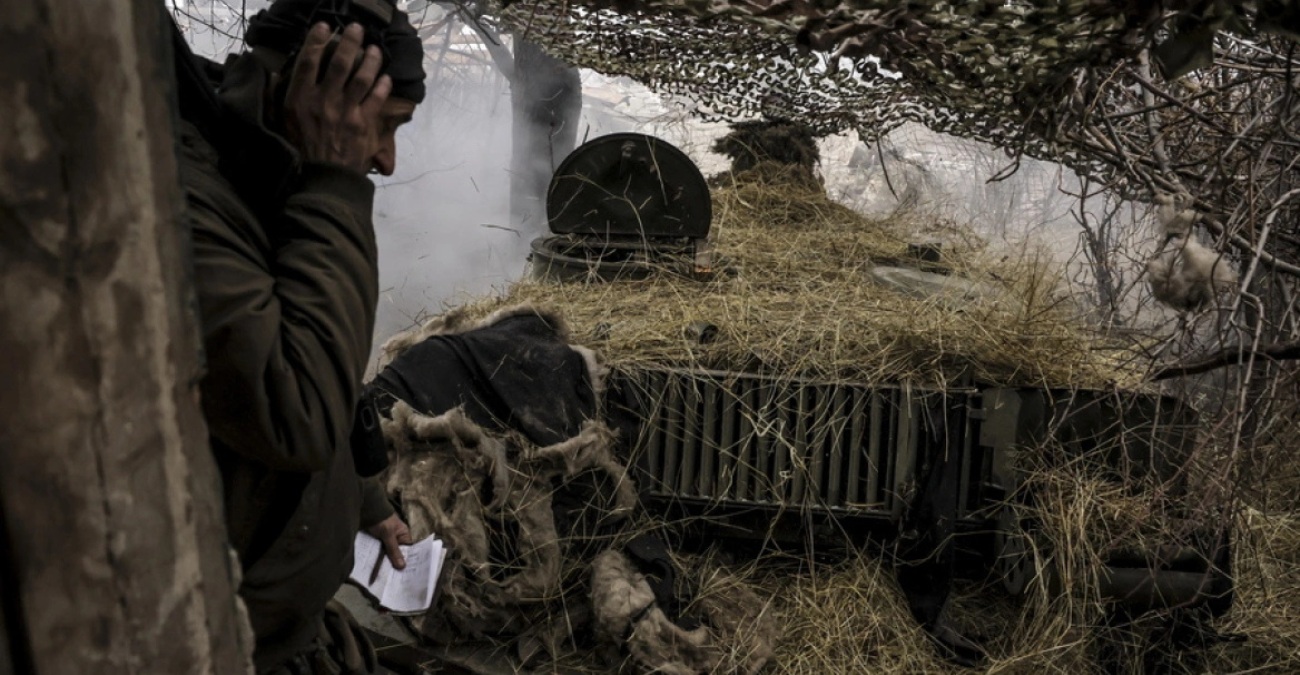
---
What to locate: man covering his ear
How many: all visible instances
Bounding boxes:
[173,1,425,671]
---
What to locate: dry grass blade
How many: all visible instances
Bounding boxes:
[394,168,1300,674]
[451,164,1143,388]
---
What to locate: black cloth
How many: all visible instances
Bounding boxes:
[623,534,698,629]
[623,535,678,618]
[244,0,426,103]
[171,19,303,217]
[213,52,305,216]
[370,313,597,447]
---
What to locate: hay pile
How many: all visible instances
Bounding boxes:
[1201,510,1300,673]
[450,163,1141,388]
[384,167,1300,674]
[481,431,1287,675]
[712,121,821,178]
[591,548,780,675]
[695,499,1300,675]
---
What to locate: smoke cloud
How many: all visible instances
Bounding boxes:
[370,68,525,354]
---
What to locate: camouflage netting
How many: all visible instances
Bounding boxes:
[499,1,1117,162]
[493,1,1291,169]
[479,0,1300,283]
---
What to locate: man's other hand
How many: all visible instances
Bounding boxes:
[283,22,391,174]
[366,514,411,579]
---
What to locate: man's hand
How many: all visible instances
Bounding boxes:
[366,514,412,581]
[283,22,391,174]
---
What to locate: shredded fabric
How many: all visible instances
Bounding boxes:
[590,549,780,675]
[382,402,635,639]
[1146,195,1237,312]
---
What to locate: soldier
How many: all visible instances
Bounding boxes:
[172,1,425,672]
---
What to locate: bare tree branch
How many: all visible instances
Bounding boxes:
[1153,339,1300,380]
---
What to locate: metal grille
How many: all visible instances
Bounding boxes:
[617,368,982,518]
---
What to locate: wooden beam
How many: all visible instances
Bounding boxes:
[0,1,251,673]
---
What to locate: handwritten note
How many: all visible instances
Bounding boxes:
[348,531,446,615]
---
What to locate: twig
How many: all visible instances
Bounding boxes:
[1152,337,1300,380]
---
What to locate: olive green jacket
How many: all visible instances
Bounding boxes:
[180,53,393,672]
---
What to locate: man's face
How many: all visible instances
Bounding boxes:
[370,97,416,176]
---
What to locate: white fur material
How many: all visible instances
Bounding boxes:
[1147,235,1237,312]
[381,402,636,641]
[1146,193,1237,312]
[1154,192,1196,239]
[569,343,608,399]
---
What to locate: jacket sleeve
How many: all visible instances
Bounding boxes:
[189,156,380,473]
[358,477,396,530]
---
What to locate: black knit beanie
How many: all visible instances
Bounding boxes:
[244,0,425,103]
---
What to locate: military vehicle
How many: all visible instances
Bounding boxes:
[532,132,1233,614]
[344,133,1236,675]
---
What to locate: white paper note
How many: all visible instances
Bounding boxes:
[348,531,446,616]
